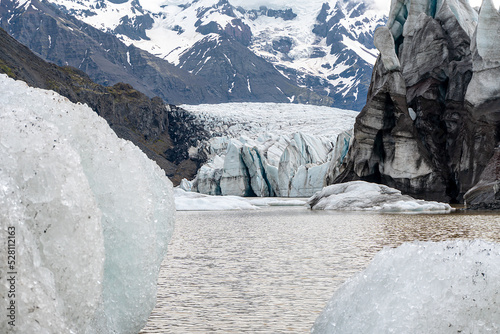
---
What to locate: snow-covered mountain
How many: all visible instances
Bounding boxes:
[44,0,387,110]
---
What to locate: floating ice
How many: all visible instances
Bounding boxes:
[312,240,500,334]
[0,74,175,333]
[174,188,259,211]
[174,188,307,211]
[307,181,454,212]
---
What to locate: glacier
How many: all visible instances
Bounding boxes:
[182,103,358,198]
[307,181,454,212]
[0,74,175,333]
[312,240,500,333]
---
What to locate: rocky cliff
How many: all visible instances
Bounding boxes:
[0,27,208,184]
[335,0,500,204]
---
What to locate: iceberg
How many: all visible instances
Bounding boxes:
[312,240,500,333]
[307,181,454,212]
[0,74,175,333]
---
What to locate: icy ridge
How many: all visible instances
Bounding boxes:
[180,103,358,197]
[0,74,175,333]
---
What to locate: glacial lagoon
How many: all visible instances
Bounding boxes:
[141,207,500,333]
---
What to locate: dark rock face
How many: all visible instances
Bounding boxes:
[114,14,154,41]
[336,1,500,204]
[306,1,384,111]
[0,27,206,185]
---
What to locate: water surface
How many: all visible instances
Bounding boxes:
[141,208,500,333]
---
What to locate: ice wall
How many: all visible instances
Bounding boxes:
[312,240,500,333]
[192,133,336,197]
[0,74,175,333]
[181,102,358,198]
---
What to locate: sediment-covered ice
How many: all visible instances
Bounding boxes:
[0,74,175,333]
[183,103,358,197]
[307,181,454,212]
[312,239,500,333]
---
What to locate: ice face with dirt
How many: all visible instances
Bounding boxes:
[0,74,175,334]
[307,181,454,212]
[183,103,358,197]
[312,239,500,333]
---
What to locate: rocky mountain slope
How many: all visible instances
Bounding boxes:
[0,0,329,106]
[335,0,500,205]
[0,0,221,105]
[37,0,386,110]
[0,26,207,184]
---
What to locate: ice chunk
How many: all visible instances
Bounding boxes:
[436,0,478,37]
[194,155,225,195]
[312,240,500,333]
[179,178,193,191]
[0,74,175,333]
[0,93,104,334]
[307,181,454,212]
[174,188,258,211]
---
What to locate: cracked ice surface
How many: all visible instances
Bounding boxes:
[312,239,500,333]
[182,103,358,197]
[0,74,175,333]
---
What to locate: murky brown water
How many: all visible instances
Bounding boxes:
[141,207,500,333]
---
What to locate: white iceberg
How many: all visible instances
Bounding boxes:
[307,181,454,212]
[0,74,175,333]
[174,188,259,211]
[174,188,307,211]
[312,240,500,334]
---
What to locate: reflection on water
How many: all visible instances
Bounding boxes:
[141,208,500,333]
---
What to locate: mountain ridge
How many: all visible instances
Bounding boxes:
[0,0,329,107]
[39,0,386,110]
